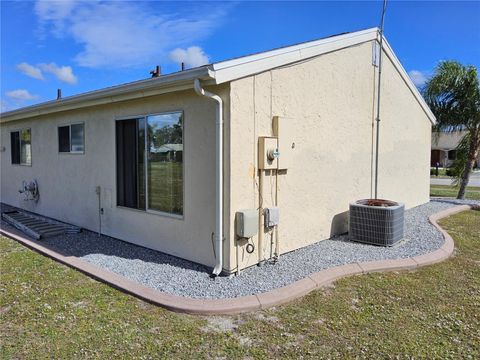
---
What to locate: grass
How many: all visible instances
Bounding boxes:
[1,210,480,358]
[430,184,480,200]
[148,161,183,215]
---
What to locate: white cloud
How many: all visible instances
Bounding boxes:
[35,0,77,37]
[6,89,39,101]
[16,61,77,84]
[39,63,77,84]
[34,0,225,68]
[169,46,210,68]
[408,70,427,87]
[16,62,45,80]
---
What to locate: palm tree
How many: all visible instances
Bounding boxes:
[423,61,480,199]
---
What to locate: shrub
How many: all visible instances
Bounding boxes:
[446,168,460,177]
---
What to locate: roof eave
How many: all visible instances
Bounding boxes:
[1,66,214,123]
[210,27,379,84]
[1,27,436,126]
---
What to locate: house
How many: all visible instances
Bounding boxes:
[151,144,183,163]
[431,131,480,168]
[0,28,435,275]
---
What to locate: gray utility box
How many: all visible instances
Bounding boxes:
[264,207,280,228]
[349,199,405,246]
[236,209,258,238]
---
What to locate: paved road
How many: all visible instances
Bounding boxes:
[431,171,480,187]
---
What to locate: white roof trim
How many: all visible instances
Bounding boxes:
[211,28,378,84]
[1,67,213,122]
[380,36,436,124]
[208,27,435,124]
[1,27,435,124]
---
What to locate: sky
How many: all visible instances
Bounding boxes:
[1,1,479,112]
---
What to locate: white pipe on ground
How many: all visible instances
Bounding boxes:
[193,79,224,277]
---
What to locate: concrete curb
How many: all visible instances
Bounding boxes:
[0,204,475,315]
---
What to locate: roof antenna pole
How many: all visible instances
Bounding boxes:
[374,0,387,199]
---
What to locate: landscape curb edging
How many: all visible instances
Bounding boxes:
[0,204,474,315]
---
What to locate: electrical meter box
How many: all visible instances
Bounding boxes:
[258,137,278,170]
[273,116,294,170]
[236,209,258,238]
[264,207,280,228]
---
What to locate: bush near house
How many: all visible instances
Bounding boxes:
[429,167,461,177]
[430,167,449,176]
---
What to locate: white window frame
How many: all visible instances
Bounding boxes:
[114,110,185,219]
[58,122,85,154]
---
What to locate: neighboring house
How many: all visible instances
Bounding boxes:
[0,28,435,275]
[151,144,183,162]
[431,131,480,168]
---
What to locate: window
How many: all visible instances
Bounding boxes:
[448,150,457,160]
[58,123,85,153]
[116,119,146,210]
[11,129,31,165]
[116,112,183,215]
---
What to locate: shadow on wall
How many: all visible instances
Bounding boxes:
[330,210,349,237]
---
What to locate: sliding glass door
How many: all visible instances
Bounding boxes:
[116,112,183,216]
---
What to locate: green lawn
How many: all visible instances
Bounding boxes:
[1,210,479,358]
[430,184,480,200]
[148,161,183,215]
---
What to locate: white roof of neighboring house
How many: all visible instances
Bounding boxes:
[431,131,467,150]
[0,27,436,124]
[151,144,183,153]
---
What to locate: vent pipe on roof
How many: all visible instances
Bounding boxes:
[374,0,387,199]
[150,65,161,78]
[181,62,185,71]
[57,89,62,100]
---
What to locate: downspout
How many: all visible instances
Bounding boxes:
[194,79,224,277]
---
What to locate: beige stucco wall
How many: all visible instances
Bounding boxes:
[1,86,229,269]
[0,42,432,275]
[227,41,432,272]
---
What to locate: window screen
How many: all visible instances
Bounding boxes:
[58,126,70,152]
[116,119,145,210]
[58,123,84,153]
[11,131,20,164]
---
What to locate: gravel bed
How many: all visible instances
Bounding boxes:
[1,199,478,299]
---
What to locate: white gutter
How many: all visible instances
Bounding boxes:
[1,67,214,123]
[193,79,224,277]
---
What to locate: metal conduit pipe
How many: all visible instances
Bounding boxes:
[193,79,224,277]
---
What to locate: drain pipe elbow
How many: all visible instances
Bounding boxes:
[194,79,224,277]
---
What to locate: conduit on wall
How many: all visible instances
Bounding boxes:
[193,79,224,277]
[374,0,388,199]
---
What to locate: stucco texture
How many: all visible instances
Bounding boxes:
[1,41,432,274]
[227,41,432,272]
[1,86,229,269]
